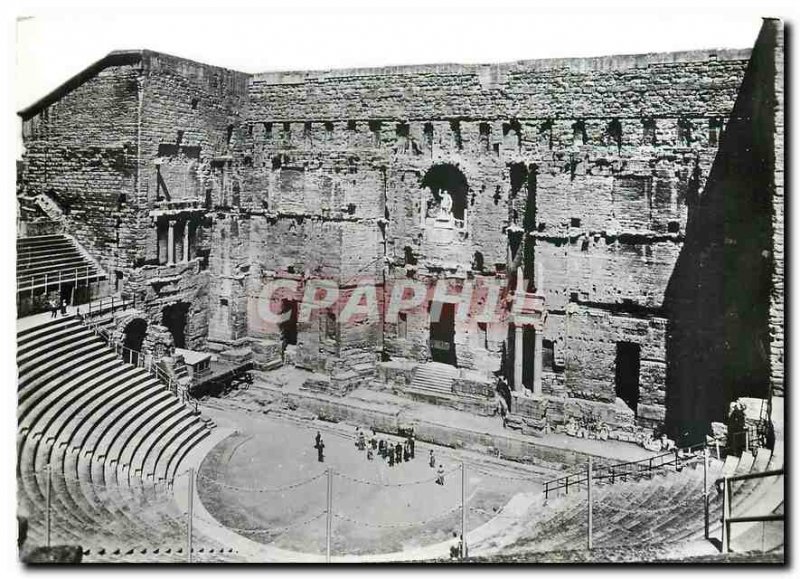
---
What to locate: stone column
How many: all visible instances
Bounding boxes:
[167,220,175,265]
[183,220,189,263]
[533,327,543,395]
[513,266,525,394]
[514,323,523,393]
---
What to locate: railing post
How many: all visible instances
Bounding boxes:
[326,468,333,563]
[587,457,593,551]
[721,476,730,553]
[45,464,52,548]
[187,467,194,563]
[703,446,709,539]
[461,461,468,559]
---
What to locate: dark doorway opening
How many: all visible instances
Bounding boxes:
[280,299,298,347]
[616,342,641,415]
[162,302,190,349]
[522,326,536,390]
[60,283,74,306]
[429,301,456,366]
[123,318,147,366]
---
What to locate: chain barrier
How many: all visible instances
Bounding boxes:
[193,511,327,535]
[468,465,537,482]
[333,465,461,487]
[469,506,529,521]
[332,503,462,529]
[196,470,326,493]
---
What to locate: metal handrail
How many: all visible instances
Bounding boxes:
[717,468,784,553]
[543,425,770,499]
[79,314,193,409]
[17,264,104,292]
[84,295,136,318]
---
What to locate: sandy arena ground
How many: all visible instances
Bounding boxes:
[197,407,542,556]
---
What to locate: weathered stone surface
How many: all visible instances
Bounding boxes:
[16,22,783,441]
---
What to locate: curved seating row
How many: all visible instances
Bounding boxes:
[17,315,239,561]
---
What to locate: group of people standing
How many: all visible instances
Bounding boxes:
[49,298,68,318]
[356,427,416,467]
[312,426,447,486]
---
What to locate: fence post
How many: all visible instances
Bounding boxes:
[703,446,709,539]
[461,461,468,559]
[587,457,593,550]
[187,467,194,563]
[45,464,52,548]
[326,468,333,563]
[721,476,729,553]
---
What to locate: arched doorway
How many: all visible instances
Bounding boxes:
[162,302,190,349]
[122,318,148,366]
[421,163,469,222]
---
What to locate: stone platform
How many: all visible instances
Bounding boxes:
[214,365,657,473]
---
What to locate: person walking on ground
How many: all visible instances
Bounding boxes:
[317,438,325,463]
[409,433,415,459]
[449,533,460,559]
[429,449,436,468]
[395,442,403,463]
[436,464,445,485]
[50,298,59,318]
[60,299,68,316]
[388,449,395,467]
[315,431,322,450]
[403,440,410,462]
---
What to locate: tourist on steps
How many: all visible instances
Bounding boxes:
[60,299,68,316]
[50,299,59,318]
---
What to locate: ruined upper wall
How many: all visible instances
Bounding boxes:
[246,48,751,121]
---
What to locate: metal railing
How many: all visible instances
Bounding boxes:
[543,438,716,499]
[17,264,105,294]
[717,468,784,553]
[79,314,197,412]
[83,295,136,318]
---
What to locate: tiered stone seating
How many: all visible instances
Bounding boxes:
[17,234,105,292]
[502,443,783,558]
[17,315,240,561]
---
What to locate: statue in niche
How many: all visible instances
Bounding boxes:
[438,190,453,220]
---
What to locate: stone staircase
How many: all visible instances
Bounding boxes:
[408,362,458,397]
[17,234,106,293]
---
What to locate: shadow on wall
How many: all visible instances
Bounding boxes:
[663,21,778,444]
